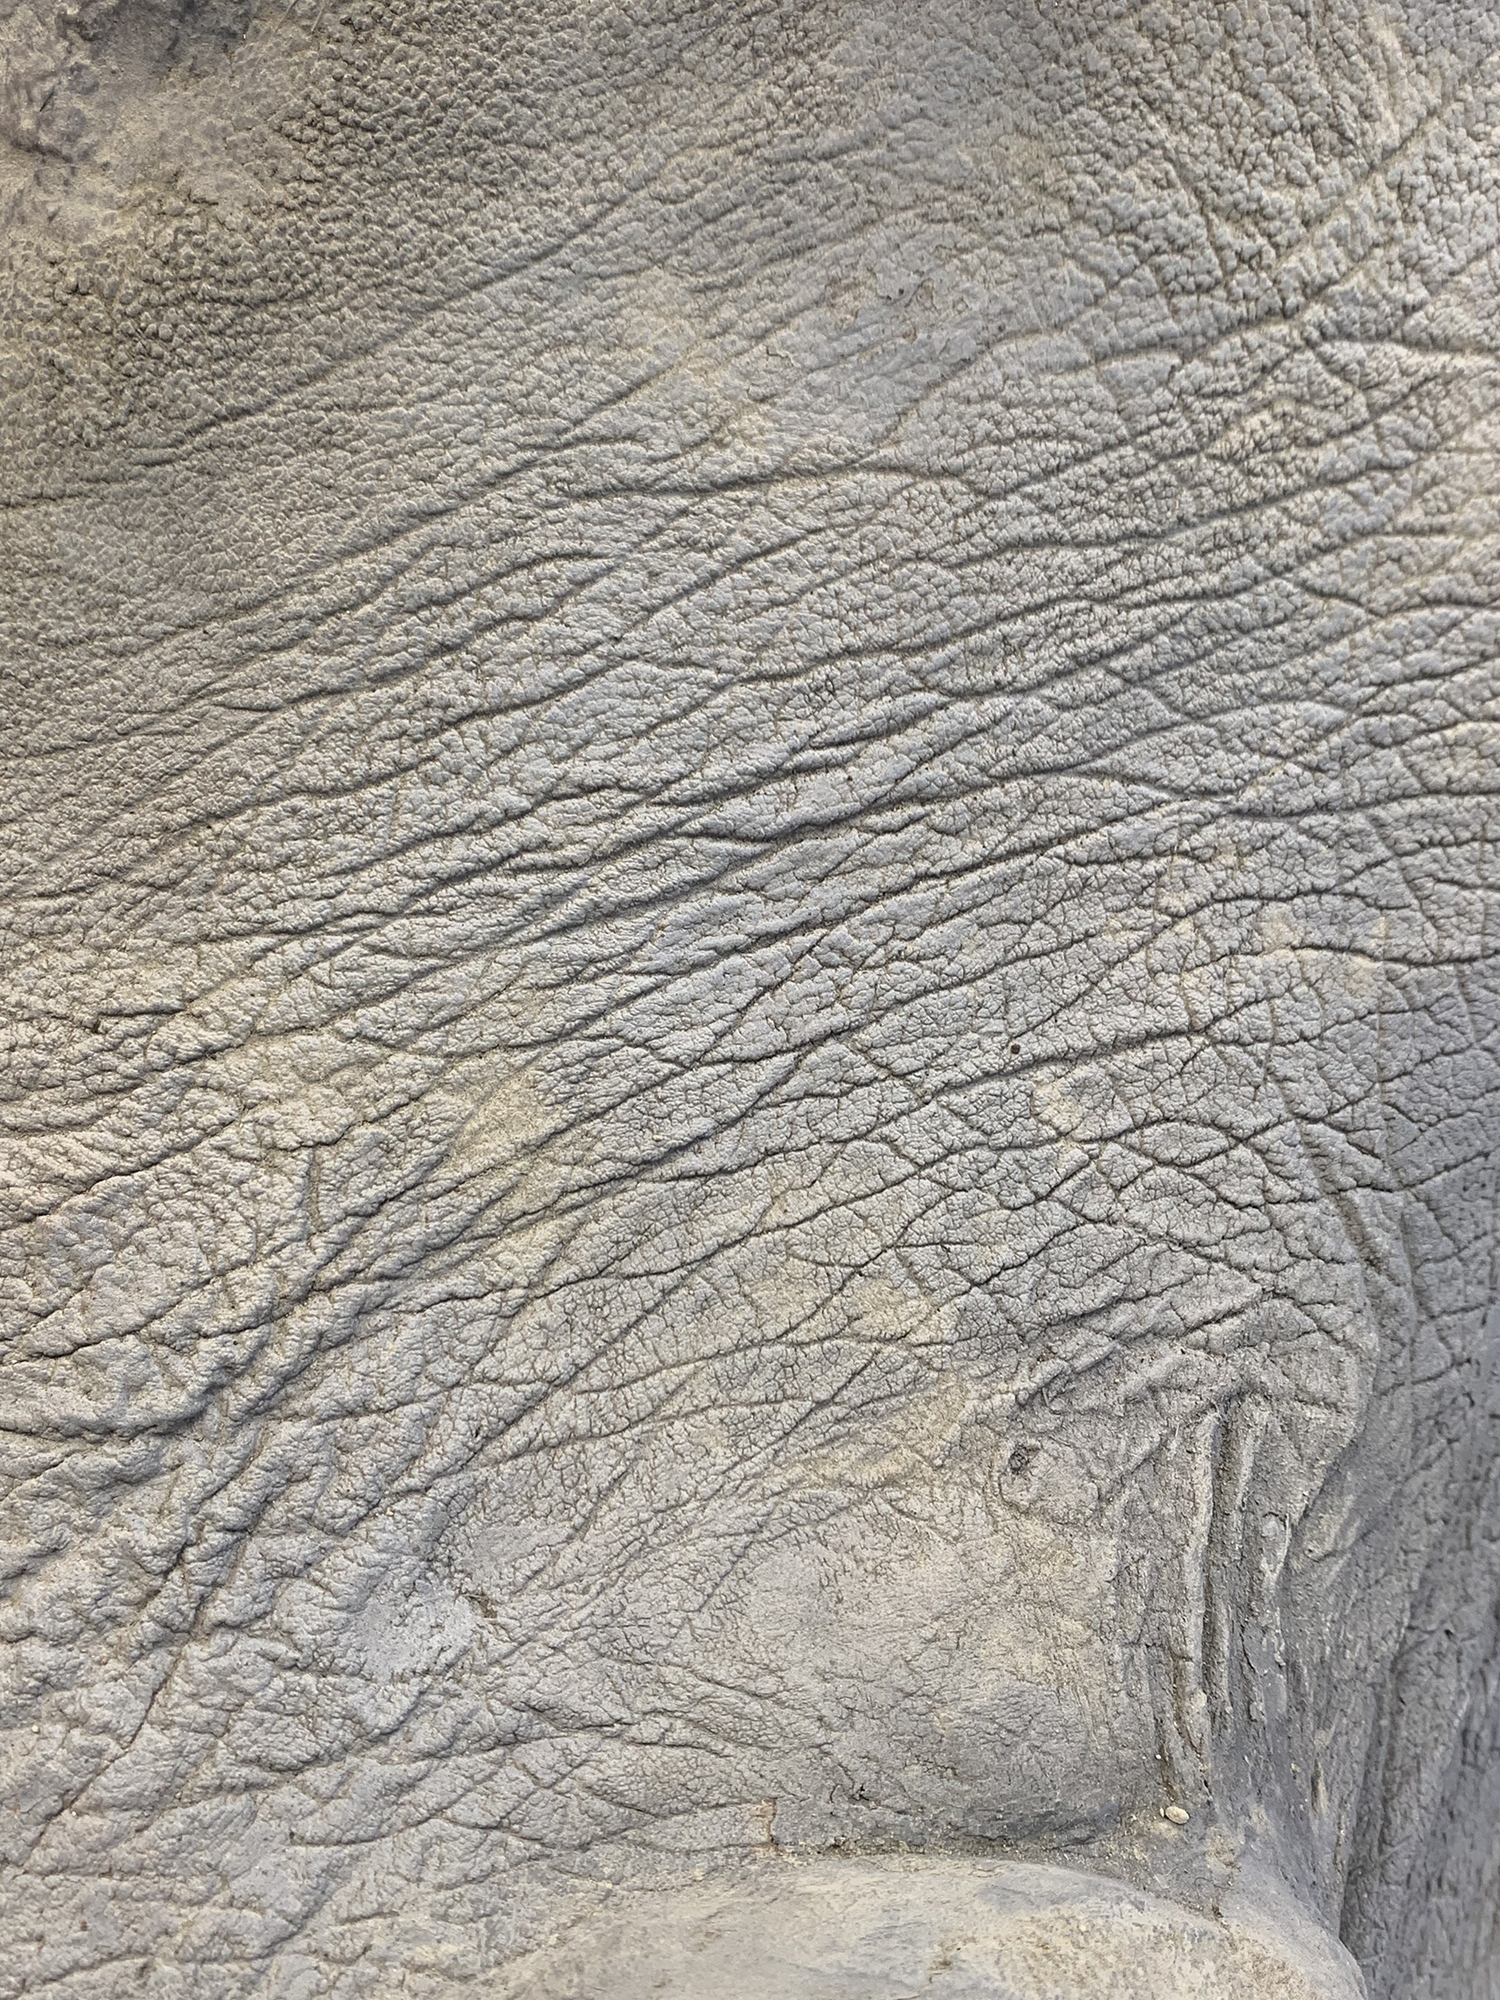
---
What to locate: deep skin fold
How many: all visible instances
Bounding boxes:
[3,0,1500,1993]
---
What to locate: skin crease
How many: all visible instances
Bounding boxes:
[3,0,1500,1993]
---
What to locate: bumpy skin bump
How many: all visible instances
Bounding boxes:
[3,2,1500,1994]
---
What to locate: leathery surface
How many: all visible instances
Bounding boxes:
[3,1,1500,1993]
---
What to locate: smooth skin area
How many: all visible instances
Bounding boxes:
[3,2,1500,1994]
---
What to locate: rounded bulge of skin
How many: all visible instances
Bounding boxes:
[504,1856,1367,2000]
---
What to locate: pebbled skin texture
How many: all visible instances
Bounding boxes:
[3,0,1500,1991]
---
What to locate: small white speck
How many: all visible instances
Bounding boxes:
[1163,1804,1191,1826]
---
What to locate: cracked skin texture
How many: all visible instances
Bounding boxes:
[3,0,1500,1993]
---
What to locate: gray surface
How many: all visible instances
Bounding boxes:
[504,1853,1368,1999]
[3,1,1500,1994]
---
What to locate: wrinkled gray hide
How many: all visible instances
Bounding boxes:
[4,2,1500,1994]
